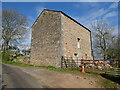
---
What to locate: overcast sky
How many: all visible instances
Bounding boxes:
[2,2,118,49]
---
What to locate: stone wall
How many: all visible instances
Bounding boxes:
[61,13,93,60]
[30,9,93,68]
[13,57,30,64]
[30,10,62,67]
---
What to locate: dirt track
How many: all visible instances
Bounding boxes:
[2,64,101,88]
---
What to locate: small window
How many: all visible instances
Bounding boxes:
[77,38,80,41]
[74,53,77,56]
[85,54,87,59]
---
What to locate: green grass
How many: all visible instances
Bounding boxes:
[2,60,95,76]
[2,60,82,73]
[1,60,117,76]
[2,60,119,88]
[2,60,47,68]
[101,78,118,88]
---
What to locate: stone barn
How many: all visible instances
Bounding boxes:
[30,9,93,68]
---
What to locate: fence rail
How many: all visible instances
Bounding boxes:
[61,56,120,68]
[61,56,120,75]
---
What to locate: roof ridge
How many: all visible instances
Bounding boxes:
[32,9,91,32]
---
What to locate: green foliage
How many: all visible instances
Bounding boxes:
[2,60,33,67]
[2,50,25,61]
[22,49,30,56]
[106,38,120,67]
[16,55,29,59]
[2,51,10,61]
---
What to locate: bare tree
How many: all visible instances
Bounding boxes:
[2,9,28,52]
[91,19,116,59]
[107,38,120,67]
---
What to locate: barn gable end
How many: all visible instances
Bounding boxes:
[30,9,93,67]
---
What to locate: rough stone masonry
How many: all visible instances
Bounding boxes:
[30,9,93,67]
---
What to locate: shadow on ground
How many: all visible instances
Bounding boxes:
[100,74,120,85]
[86,71,120,85]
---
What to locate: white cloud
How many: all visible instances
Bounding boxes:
[90,8,107,19]
[113,25,118,35]
[109,2,118,9]
[27,16,35,27]
[35,6,45,17]
[19,41,31,50]
[73,8,109,29]
[28,16,34,22]
[73,2,100,8]
[104,11,117,18]
[26,27,32,41]
[22,6,45,47]
[18,27,32,50]
[72,2,118,30]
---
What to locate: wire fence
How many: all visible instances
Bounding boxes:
[61,56,120,75]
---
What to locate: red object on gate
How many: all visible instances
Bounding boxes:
[83,59,120,61]
[81,64,85,73]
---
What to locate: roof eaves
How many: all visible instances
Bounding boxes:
[32,9,91,32]
[60,11,91,32]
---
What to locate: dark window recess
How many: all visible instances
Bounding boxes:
[85,54,87,59]
[74,53,77,56]
[41,20,43,23]
[77,38,80,41]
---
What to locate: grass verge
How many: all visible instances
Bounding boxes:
[2,60,82,73]
[2,60,119,88]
